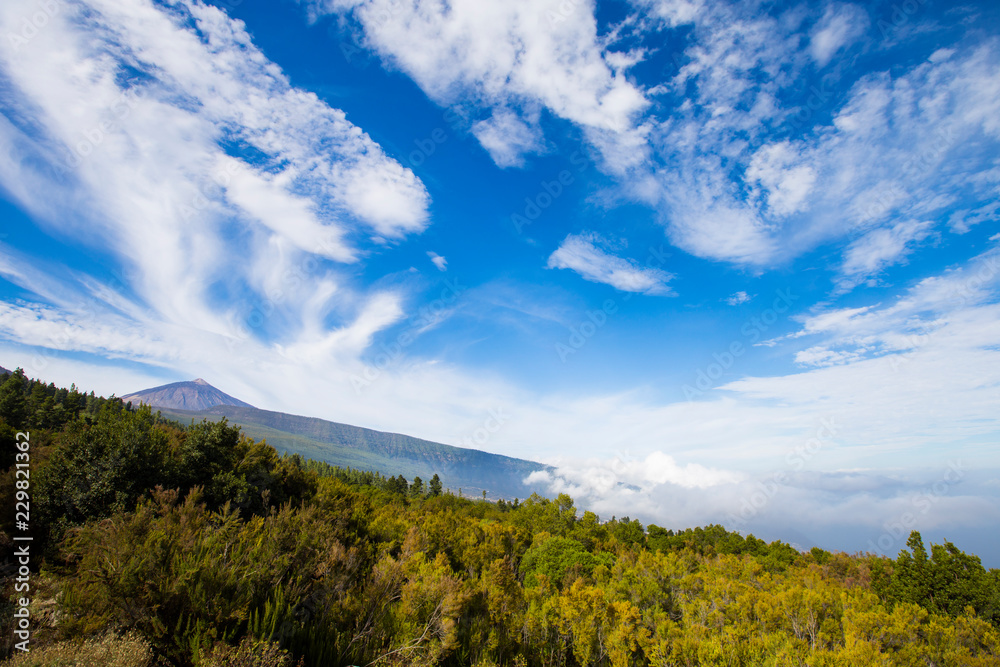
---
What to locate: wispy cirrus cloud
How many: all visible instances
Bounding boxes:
[808,2,869,67]
[837,219,935,290]
[547,232,675,295]
[0,0,429,345]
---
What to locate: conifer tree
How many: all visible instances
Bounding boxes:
[429,473,442,496]
[0,367,28,427]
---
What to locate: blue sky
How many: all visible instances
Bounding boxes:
[1,0,999,562]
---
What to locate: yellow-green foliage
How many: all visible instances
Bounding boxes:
[1,632,156,667]
[199,636,297,667]
[48,481,999,667]
[2,375,999,667]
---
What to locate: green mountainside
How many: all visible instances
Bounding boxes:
[155,404,550,500]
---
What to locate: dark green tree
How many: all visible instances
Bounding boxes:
[34,403,171,551]
[386,474,408,495]
[428,473,442,496]
[0,368,28,428]
[520,535,602,589]
[886,531,999,625]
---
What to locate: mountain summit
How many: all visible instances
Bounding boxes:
[122,379,253,411]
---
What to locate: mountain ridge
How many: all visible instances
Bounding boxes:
[129,379,549,499]
[123,378,253,411]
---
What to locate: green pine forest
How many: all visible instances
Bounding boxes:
[1,369,998,666]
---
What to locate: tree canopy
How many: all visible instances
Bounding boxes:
[1,370,998,666]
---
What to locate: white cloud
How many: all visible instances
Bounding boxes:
[301,0,999,278]
[547,232,675,295]
[722,249,1000,462]
[309,0,649,168]
[928,48,956,64]
[635,0,704,28]
[530,459,1000,557]
[838,220,934,289]
[746,141,817,216]
[527,451,743,494]
[948,202,999,234]
[641,4,1000,271]
[794,345,865,367]
[223,158,356,263]
[0,0,433,361]
[2,247,999,563]
[427,251,448,272]
[663,199,778,265]
[725,291,752,305]
[471,110,545,168]
[809,3,868,67]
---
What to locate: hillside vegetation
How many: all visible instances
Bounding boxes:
[153,404,549,500]
[1,369,998,666]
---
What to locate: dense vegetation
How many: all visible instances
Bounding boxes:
[1,369,998,666]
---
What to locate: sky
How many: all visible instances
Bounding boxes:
[1,0,999,564]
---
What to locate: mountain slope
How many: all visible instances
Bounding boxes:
[123,378,253,411]
[156,403,551,500]
[0,366,10,375]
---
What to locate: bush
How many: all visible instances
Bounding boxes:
[2,632,157,667]
[200,637,298,667]
[520,535,601,588]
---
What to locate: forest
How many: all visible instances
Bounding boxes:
[1,368,998,666]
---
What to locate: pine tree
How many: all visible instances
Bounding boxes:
[429,473,442,497]
[0,368,28,428]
